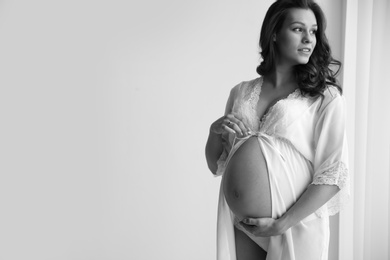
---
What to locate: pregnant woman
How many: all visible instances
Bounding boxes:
[205,0,350,259]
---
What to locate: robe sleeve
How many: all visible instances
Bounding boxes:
[311,92,351,217]
[215,84,240,177]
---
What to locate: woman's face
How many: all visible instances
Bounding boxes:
[275,8,317,67]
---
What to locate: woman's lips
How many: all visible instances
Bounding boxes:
[298,48,311,55]
[298,48,311,52]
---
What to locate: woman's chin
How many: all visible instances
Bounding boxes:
[294,57,310,65]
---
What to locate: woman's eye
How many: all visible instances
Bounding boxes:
[310,30,317,35]
[293,28,302,32]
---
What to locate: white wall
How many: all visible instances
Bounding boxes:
[0,1,343,259]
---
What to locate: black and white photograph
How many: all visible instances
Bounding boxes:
[0,0,389,259]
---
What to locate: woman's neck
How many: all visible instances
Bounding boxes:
[266,65,296,89]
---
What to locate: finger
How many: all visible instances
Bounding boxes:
[211,116,231,134]
[226,114,249,135]
[242,218,258,226]
[225,114,241,125]
[223,119,243,136]
[239,222,256,233]
[223,119,235,130]
[236,120,249,136]
[224,118,234,128]
[226,114,242,126]
[225,118,244,136]
[230,122,244,136]
[223,124,236,135]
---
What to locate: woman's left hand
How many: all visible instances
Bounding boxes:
[238,217,286,237]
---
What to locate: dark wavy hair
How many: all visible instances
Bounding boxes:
[256,0,342,97]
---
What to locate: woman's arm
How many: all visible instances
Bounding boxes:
[277,184,339,231]
[205,129,224,175]
[205,115,249,175]
[205,83,248,175]
[240,184,340,236]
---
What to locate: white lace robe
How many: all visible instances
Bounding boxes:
[215,77,350,260]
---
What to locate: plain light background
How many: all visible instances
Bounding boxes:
[0,0,344,259]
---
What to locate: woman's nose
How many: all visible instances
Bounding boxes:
[302,33,313,44]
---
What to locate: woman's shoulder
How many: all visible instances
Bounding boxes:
[240,76,262,87]
[230,76,262,96]
[323,85,342,98]
[316,85,345,112]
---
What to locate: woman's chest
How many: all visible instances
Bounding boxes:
[255,85,299,122]
[233,86,314,134]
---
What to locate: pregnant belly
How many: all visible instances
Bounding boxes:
[222,136,272,220]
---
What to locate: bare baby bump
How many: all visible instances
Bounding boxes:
[223,136,272,220]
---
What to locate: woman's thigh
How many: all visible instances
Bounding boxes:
[234,226,267,260]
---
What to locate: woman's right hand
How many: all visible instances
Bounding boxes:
[210,114,250,138]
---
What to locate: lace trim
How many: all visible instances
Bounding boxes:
[215,132,233,177]
[248,78,262,110]
[216,155,227,177]
[237,78,262,131]
[260,89,299,125]
[259,89,308,134]
[312,161,349,187]
[312,161,350,217]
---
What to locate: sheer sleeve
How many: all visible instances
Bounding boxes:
[215,84,241,177]
[311,91,350,217]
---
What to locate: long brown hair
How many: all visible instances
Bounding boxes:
[256,0,342,97]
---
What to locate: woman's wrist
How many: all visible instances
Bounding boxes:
[276,214,294,233]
